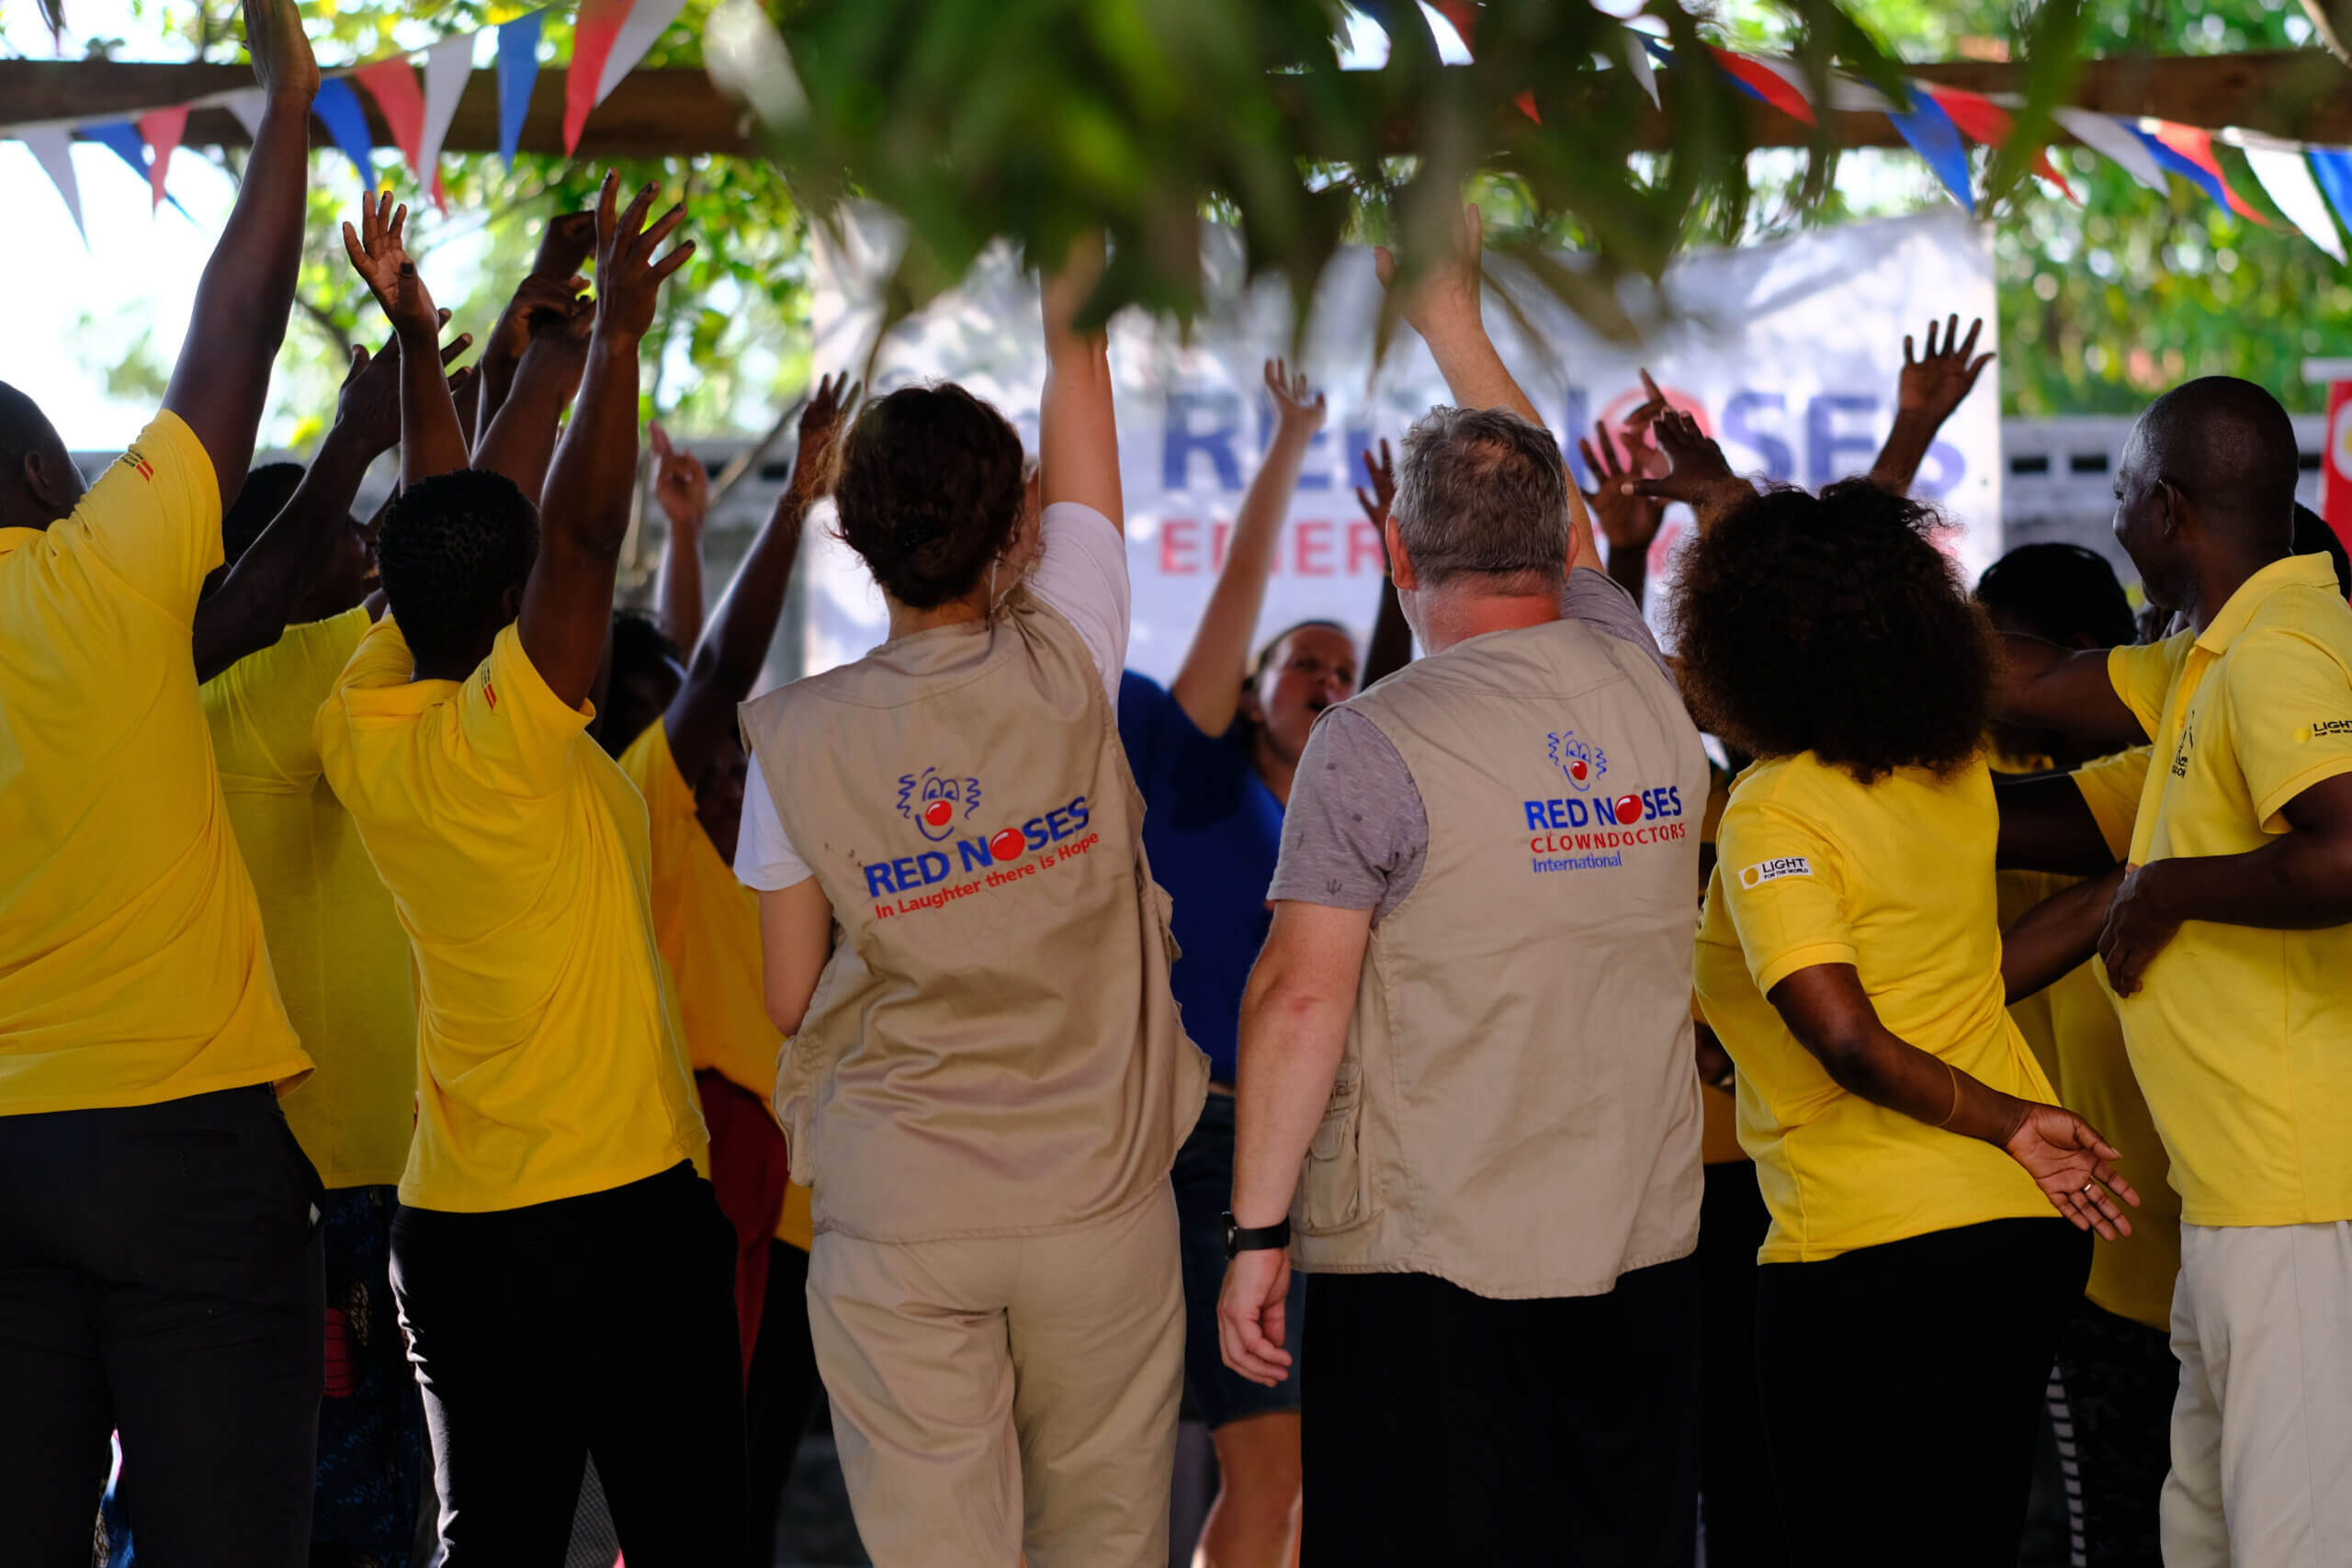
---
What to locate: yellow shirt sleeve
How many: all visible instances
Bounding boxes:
[2107,633,2193,740]
[462,625,597,798]
[62,412,220,624]
[1717,797,1855,996]
[2071,746,2153,863]
[210,609,371,788]
[2222,628,2352,831]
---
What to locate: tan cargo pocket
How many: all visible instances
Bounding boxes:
[1298,1060,1374,1235]
[1149,880,1182,966]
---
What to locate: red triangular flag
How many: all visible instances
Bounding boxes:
[135,105,189,211]
[2150,121,2271,225]
[353,59,430,183]
[1924,85,2075,203]
[565,0,634,155]
[1430,0,1477,49]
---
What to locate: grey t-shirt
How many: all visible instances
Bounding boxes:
[1268,570,1668,923]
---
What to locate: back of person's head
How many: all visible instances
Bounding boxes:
[2132,377,2298,548]
[1390,406,1570,592]
[1974,542,2135,649]
[375,469,537,669]
[0,379,82,522]
[2291,503,2352,599]
[834,382,1027,609]
[1669,479,1994,784]
[597,606,685,757]
[220,462,306,569]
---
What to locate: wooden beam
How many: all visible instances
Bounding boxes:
[2,51,2349,161]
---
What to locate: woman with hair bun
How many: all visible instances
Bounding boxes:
[1641,415,2143,1568]
[732,237,1207,1568]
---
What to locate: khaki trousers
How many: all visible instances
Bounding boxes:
[2161,1220,2352,1568]
[807,1186,1183,1568]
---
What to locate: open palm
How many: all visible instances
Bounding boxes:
[2003,1103,2140,1240]
[342,189,438,339]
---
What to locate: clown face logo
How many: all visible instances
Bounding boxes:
[1547,731,1608,794]
[899,767,983,841]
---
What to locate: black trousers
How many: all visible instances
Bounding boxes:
[0,1083,326,1568]
[2050,1295,2176,1568]
[1697,1162,1789,1568]
[390,1160,745,1567]
[1755,1216,2092,1568]
[742,1238,823,1568]
[1303,1256,1702,1566]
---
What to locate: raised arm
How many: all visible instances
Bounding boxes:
[191,326,467,681]
[1169,360,1325,735]
[663,374,857,785]
[1580,413,1668,605]
[650,420,710,648]
[1355,438,1414,686]
[1039,231,1121,528]
[1627,402,1752,535]
[1993,634,2147,750]
[1764,963,2138,1238]
[1378,203,1599,574]
[1871,314,1994,496]
[472,287,593,503]
[342,191,466,486]
[474,210,596,446]
[160,0,318,507]
[520,175,694,709]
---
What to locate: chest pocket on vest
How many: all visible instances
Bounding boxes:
[1299,1060,1375,1235]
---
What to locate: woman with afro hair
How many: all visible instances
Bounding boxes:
[1634,412,2142,1567]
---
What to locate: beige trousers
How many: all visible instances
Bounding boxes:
[2161,1220,2352,1568]
[807,1186,1183,1568]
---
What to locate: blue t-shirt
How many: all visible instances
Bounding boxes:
[1118,671,1283,1085]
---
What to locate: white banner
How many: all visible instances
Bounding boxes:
[807,208,1998,682]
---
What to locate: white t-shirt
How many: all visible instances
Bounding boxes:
[734,502,1129,892]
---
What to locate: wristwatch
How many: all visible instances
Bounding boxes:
[1222,1212,1291,1259]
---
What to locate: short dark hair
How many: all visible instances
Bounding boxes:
[376,469,537,669]
[609,605,682,688]
[834,383,1027,609]
[2292,503,2352,599]
[1391,406,1570,590]
[1974,543,2135,649]
[2136,376,2299,545]
[220,462,305,568]
[0,381,52,468]
[1250,619,1351,686]
[1669,479,1996,784]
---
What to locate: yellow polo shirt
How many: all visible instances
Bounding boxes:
[1694,752,2056,1262]
[315,617,706,1212]
[2104,553,2352,1226]
[204,608,416,1187]
[618,718,812,1249]
[1,412,307,1112]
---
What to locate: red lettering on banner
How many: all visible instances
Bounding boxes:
[1347,520,1385,574]
[1295,519,1334,576]
[1160,519,1199,575]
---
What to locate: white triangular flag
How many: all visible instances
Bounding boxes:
[2052,107,2168,195]
[21,126,86,245]
[1623,30,1658,108]
[417,34,474,176]
[594,0,691,102]
[219,87,268,141]
[1826,76,1895,114]
[2241,140,2346,264]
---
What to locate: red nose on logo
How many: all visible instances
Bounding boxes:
[1613,795,1642,825]
[1568,759,1588,781]
[989,827,1027,862]
[922,799,954,829]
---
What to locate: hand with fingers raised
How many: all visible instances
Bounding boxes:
[1264,357,1327,436]
[1897,313,1996,428]
[1627,406,1747,530]
[1354,437,1396,532]
[531,209,599,283]
[343,189,439,345]
[1375,203,1484,342]
[2000,1102,2142,1241]
[1579,418,1668,562]
[650,421,712,534]
[591,175,697,344]
[786,372,862,504]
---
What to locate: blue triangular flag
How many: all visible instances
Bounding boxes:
[1886,87,1973,211]
[2310,150,2352,239]
[496,8,546,165]
[77,121,195,219]
[313,77,377,181]
[2133,128,2230,211]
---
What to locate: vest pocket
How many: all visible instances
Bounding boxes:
[1298,1060,1374,1235]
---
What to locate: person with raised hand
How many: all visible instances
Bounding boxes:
[317,173,740,1564]
[1115,357,1345,1568]
[1871,313,1996,496]
[650,420,713,649]
[608,374,856,1566]
[1219,202,1709,1563]
[1351,436,1417,687]
[0,3,326,1559]
[473,209,597,446]
[736,232,1207,1568]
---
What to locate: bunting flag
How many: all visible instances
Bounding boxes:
[353,59,428,182]
[311,77,378,182]
[1708,48,1816,126]
[2238,137,2346,263]
[1405,2,1540,122]
[496,8,546,164]
[2311,150,2352,245]
[1884,85,1972,210]
[1923,85,2075,201]
[1623,30,1658,108]
[417,35,474,209]
[2050,107,2169,194]
[2143,121,2267,224]
[134,104,188,209]
[21,126,86,244]
[80,120,155,188]
[219,87,267,142]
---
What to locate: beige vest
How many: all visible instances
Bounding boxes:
[1293,617,1707,1299]
[739,588,1208,1243]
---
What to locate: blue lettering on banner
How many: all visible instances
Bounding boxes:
[1722,390,1794,483]
[1162,390,1244,491]
[1806,394,1880,488]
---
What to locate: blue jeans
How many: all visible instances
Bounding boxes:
[1172,1091,1306,1428]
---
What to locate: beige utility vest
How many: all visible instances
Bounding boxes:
[1294,617,1708,1299]
[739,587,1208,1244]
